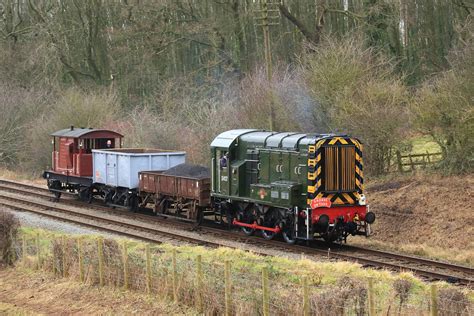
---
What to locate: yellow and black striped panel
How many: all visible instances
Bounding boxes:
[306,137,363,206]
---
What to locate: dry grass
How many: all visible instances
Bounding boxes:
[14,227,474,316]
[359,172,474,265]
[0,169,45,186]
[0,268,197,315]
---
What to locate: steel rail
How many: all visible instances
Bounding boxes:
[0,179,472,286]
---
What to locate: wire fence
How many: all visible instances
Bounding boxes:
[13,230,473,316]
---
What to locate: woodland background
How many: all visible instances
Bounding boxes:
[0,0,472,176]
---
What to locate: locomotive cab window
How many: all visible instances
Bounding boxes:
[219,151,229,169]
[322,145,356,192]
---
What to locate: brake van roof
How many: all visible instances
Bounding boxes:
[51,127,123,139]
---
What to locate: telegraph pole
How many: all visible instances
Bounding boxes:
[255,0,280,131]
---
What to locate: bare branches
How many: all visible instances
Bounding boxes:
[278,3,323,45]
[279,1,369,46]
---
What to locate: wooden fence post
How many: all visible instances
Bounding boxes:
[196,254,203,312]
[77,238,84,283]
[303,276,309,316]
[172,249,177,302]
[97,238,104,287]
[225,260,232,316]
[145,244,151,295]
[430,284,438,316]
[396,150,403,173]
[62,236,67,278]
[122,242,129,290]
[52,237,58,275]
[262,266,270,316]
[22,235,27,265]
[368,277,376,316]
[35,232,41,270]
[408,154,415,171]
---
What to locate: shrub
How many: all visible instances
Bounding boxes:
[412,39,474,173]
[237,67,307,132]
[0,82,53,167]
[20,88,120,173]
[302,36,409,175]
[393,278,412,314]
[0,209,20,265]
[438,288,470,316]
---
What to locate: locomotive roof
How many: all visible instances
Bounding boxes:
[211,129,353,149]
[210,129,260,148]
[51,127,123,139]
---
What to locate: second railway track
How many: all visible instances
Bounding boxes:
[0,178,472,287]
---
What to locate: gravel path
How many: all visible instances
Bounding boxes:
[3,208,121,238]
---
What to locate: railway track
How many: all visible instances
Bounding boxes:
[0,178,473,286]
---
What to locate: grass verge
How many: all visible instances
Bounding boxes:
[11,227,474,315]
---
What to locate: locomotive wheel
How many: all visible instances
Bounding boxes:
[261,229,275,240]
[237,212,255,236]
[239,204,260,236]
[281,214,297,244]
[217,204,234,229]
[261,208,280,240]
[241,226,255,236]
[322,234,338,243]
[282,230,296,245]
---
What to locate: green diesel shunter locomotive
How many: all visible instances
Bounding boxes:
[210,129,375,243]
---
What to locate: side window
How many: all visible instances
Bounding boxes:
[219,151,228,169]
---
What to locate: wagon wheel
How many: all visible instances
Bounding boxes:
[79,187,92,203]
[158,198,170,215]
[48,180,62,201]
[128,195,139,212]
[196,207,204,225]
[188,200,202,222]
[54,191,62,200]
